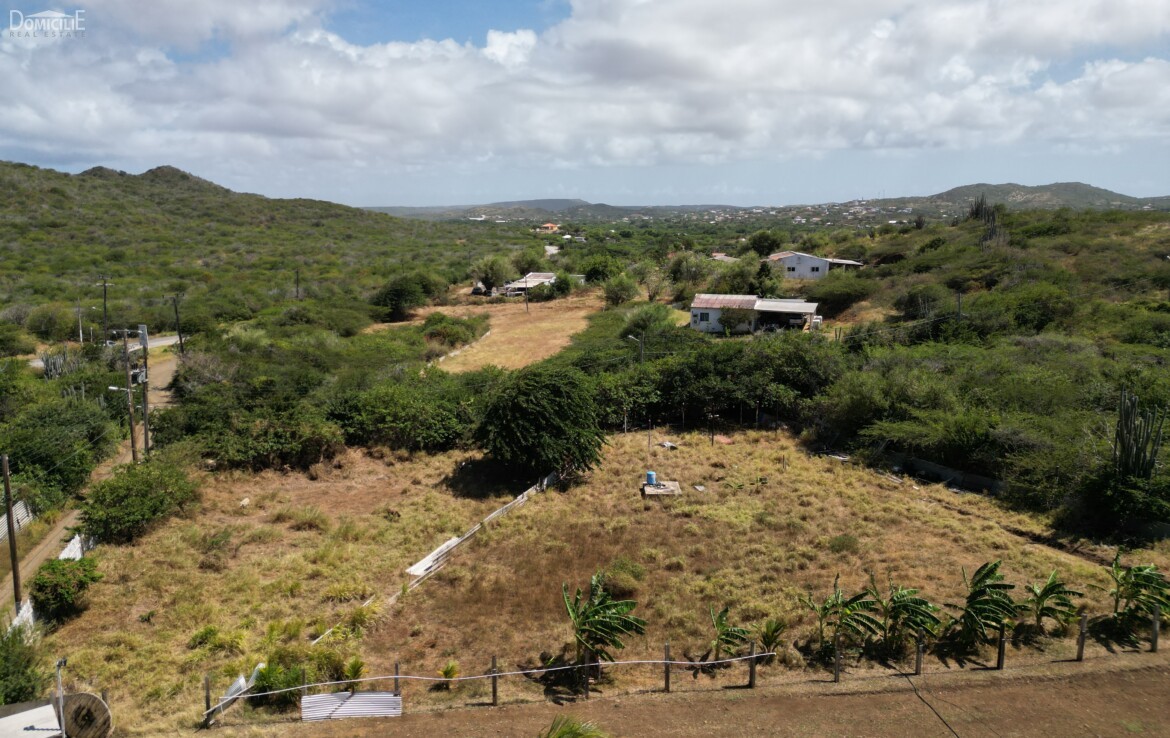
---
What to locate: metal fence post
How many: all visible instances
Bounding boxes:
[394,662,400,694]
[748,641,757,688]
[1154,606,1162,654]
[203,674,210,714]
[664,642,671,693]
[1076,614,1088,662]
[491,656,498,706]
[583,650,590,699]
[914,630,924,676]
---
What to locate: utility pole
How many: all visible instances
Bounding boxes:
[120,332,139,464]
[95,276,113,342]
[172,296,185,355]
[2,455,21,609]
[56,658,67,738]
[76,300,83,343]
[628,333,650,456]
[295,269,301,300]
[139,325,151,457]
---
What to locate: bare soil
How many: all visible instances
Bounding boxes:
[219,653,1170,737]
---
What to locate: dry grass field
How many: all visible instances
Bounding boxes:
[42,429,1170,734]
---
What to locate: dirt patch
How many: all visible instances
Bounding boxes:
[367,291,605,372]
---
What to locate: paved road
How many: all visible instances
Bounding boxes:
[27,334,183,369]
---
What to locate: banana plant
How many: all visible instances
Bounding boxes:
[709,605,750,661]
[949,560,1021,645]
[563,572,647,664]
[801,574,882,653]
[1022,570,1082,632]
[1106,551,1170,619]
[866,573,940,652]
[757,618,787,663]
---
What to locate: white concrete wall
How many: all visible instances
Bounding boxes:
[778,253,830,279]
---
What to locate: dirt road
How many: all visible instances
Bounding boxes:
[0,351,178,610]
[221,653,1170,737]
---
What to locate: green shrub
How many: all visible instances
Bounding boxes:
[804,272,877,317]
[30,557,102,624]
[827,534,859,554]
[0,626,50,704]
[0,324,35,357]
[80,457,199,544]
[602,274,638,306]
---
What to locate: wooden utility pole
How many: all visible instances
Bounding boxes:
[172,296,185,355]
[139,326,151,456]
[96,275,113,341]
[121,332,139,464]
[2,455,21,608]
[663,641,671,693]
[490,656,498,706]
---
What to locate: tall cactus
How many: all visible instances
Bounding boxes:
[1113,388,1166,479]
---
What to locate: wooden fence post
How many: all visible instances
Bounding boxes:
[491,656,498,707]
[1076,614,1088,662]
[914,630,924,676]
[996,622,1006,670]
[394,662,400,694]
[1153,606,1162,654]
[583,650,590,700]
[748,641,757,688]
[203,674,210,714]
[832,631,841,684]
[664,642,671,693]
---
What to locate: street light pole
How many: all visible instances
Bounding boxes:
[120,331,138,463]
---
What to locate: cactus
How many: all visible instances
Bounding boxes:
[1112,388,1166,479]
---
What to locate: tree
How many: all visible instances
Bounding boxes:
[30,557,102,624]
[1021,570,1081,632]
[747,230,785,257]
[371,274,427,321]
[562,572,647,664]
[475,365,606,476]
[748,262,781,298]
[622,304,676,339]
[471,256,515,294]
[0,626,49,705]
[582,255,622,284]
[512,248,549,275]
[602,274,638,306]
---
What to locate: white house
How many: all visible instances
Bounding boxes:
[766,251,863,279]
[689,294,820,334]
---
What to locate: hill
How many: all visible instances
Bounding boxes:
[926,181,1166,210]
[0,161,536,340]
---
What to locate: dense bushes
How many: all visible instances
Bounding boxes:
[0,626,49,705]
[80,456,199,544]
[477,365,606,476]
[30,557,102,624]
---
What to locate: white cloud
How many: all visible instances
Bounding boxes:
[1,0,1168,202]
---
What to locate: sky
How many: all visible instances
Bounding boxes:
[1,0,1168,207]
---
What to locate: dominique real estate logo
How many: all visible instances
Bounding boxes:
[8,8,86,39]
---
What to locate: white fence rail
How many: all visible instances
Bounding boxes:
[0,501,33,542]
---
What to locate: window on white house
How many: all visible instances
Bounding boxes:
[786,266,795,272]
[699,312,710,322]
[811,266,820,272]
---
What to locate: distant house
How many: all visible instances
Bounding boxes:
[710,252,740,263]
[502,272,557,295]
[537,223,560,234]
[766,251,862,279]
[689,294,820,334]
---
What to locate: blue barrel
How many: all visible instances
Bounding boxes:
[646,470,657,486]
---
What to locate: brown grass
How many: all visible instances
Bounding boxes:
[44,430,1170,732]
[41,448,516,735]
[370,290,606,372]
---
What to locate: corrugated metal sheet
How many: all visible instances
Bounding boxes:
[302,692,402,722]
[754,299,819,314]
[0,502,33,543]
[690,294,758,309]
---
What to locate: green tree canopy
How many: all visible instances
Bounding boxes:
[475,364,606,476]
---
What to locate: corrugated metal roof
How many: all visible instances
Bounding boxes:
[766,250,800,260]
[691,294,758,309]
[825,258,863,266]
[502,272,557,289]
[754,299,819,314]
[302,692,402,722]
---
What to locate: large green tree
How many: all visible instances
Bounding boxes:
[476,365,606,476]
